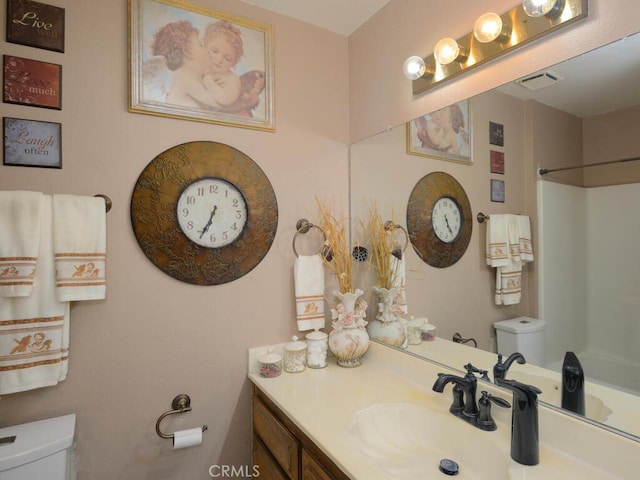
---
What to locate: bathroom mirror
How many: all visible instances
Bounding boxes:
[349,32,640,440]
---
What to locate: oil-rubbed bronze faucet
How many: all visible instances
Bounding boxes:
[493,352,526,382]
[432,364,510,431]
[495,378,542,465]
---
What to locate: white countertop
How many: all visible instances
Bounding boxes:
[248,341,640,479]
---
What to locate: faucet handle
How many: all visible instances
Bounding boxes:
[465,363,490,381]
[477,391,511,431]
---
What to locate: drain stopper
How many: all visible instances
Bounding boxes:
[439,458,459,476]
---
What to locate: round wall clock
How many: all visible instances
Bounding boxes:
[406,171,472,268]
[130,141,278,285]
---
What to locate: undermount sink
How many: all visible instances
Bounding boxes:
[509,372,612,422]
[350,403,510,480]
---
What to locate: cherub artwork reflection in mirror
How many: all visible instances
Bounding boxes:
[129,0,274,131]
[407,99,471,164]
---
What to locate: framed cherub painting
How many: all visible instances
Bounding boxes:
[407,99,471,164]
[129,0,274,131]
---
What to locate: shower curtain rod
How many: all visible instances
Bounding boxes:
[538,155,640,175]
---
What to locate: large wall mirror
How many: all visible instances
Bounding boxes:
[349,32,640,440]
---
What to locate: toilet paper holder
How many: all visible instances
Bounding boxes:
[155,394,208,439]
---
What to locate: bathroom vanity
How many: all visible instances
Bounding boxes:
[253,386,348,480]
[249,341,639,479]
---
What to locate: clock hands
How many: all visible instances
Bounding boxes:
[198,205,217,239]
[445,215,454,235]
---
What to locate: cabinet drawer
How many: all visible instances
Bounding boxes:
[253,395,300,480]
[301,449,334,480]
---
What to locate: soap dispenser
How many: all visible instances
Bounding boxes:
[561,351,585,415]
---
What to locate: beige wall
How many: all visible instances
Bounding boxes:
[531,101,585,186]
[1,0,639,479]
[583,105,640,186]
[0,1,348,479]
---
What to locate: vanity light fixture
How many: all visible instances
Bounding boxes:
[522,0,565,18]
[402,55,434,80]
[473,12,511,44]
[434,37,467,65]
[405,0,587,94]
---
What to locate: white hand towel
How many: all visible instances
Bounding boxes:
[294,255,325,332]
[53,194,106,301]
[495,260,524,305]
[486,214,533,305]
[518,215,534,262]
[391,255,408,314]
[0,191,43,297]
[485,214,509,267]
[0,195,70,394]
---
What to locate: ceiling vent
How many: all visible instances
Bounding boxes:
[516,71,561,90]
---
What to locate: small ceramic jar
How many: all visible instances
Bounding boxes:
[421,323,436,341]
[258,349,282,378]
[305,330,328,368]
[283,336,307,373]
[406,317,426,345]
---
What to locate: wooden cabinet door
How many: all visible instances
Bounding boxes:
[253,395,300,480]
[253,434,289,480]
[302,449,334,480]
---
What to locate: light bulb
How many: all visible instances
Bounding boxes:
[473,12,505,43]
[434,38,463,65]
[522,0,563,18]
[403,56,426,80]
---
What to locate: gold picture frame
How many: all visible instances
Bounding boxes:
[129,0,274,131]
[406,99,471,164]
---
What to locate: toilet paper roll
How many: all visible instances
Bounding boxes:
[173,427,203,450]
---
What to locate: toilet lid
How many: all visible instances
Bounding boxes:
[494,317,546,333]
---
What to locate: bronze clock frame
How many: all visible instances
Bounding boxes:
[406,171,472,268]
[130,141,278,285]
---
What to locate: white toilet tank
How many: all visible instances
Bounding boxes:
[0,414,76,480]
[494,317,546,367]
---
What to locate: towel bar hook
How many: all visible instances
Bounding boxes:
[94,194,112,212]
[477,212,489,223]
[384,221,410,253]
[155,394,208,440]
[293,218,331,260]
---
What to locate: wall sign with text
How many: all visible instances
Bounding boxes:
[3,117,62,168]
[3,55,62,109]
[6,0,65,53]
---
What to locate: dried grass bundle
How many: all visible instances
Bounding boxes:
[316,198,353,294]
[367,204,400,290]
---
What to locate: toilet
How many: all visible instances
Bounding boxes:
[494,317,546,367]
[0,414,76,480]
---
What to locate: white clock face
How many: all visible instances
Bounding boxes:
[176,178,248,248]
[432,197,462,243]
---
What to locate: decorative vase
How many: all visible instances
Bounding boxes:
[367,286,407,348]
[328,289,370,367]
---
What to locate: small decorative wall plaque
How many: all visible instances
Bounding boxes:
[489,121,504,146]
[6,0,65,53]
[490,179,505,203]
[3,117,62,168]
[490,150,505,174]
[3,55,62,109]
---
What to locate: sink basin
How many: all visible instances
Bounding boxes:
[509,372,612,422]
[350,403,510,480]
